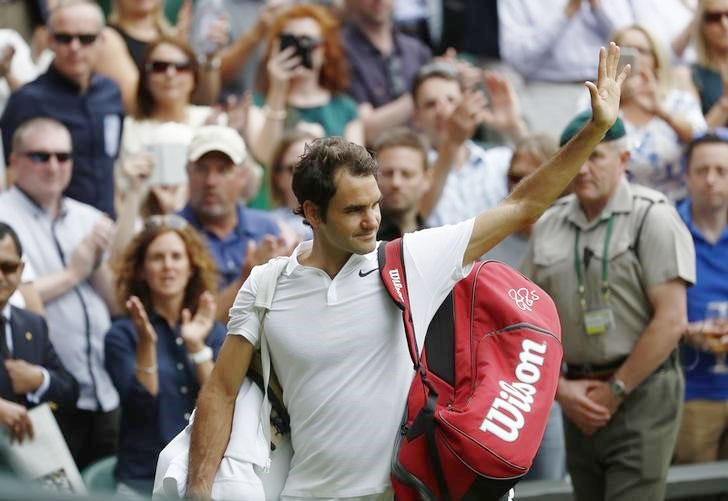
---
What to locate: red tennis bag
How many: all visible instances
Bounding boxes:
[378,239,563,501]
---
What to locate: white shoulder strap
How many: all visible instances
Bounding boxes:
[253,256,289,470]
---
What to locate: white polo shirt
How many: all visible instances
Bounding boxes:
[228,219,475,499]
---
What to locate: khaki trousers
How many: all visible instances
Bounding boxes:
[564,367,684,501]
[674,399,728,463]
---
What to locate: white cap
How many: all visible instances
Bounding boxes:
[187,125,247,165]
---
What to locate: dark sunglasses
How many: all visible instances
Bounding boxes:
[704,11,728,23]
[21,151,73,163]
[0,260,21,275]
[144,214,190,231]
[52,32,99,45]
[273,164,296,174]
[146,60,193,74]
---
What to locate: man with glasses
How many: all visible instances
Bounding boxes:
[0,0,123,217]
[521,111,695,501]
[0,116,121,470]
[0,221,78,445]
[342,0,431,144]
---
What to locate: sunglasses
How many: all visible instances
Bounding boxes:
[146,60,193,74]
[0,260,21,275]
[704,11,728,23]
[273,164,296,174]
[144,214,190,231]
[52,32,99,45]
[21,151,73,163]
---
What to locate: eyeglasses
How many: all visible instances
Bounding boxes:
[20,151,73,163]
[0,260,21,275]
[273,164,296,175]
[704,11,728,23]
[144,214,190,231]
[146,60,193,74]
[52,32,99,45]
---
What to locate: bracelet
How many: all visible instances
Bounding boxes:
[135,364,157,374]
[262,104,287,121]
[188,346,213,365]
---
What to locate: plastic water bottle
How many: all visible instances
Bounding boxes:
[196,0,225,55]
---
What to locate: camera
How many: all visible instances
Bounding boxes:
[279,33,319,70]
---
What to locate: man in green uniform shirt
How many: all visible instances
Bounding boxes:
[522,111,696,501]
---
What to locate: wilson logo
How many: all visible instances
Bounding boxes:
[480,339,547,442]
[388,270,404,302]
[508,288,540,311]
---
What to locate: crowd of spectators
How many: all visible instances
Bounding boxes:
[0,0,726,498]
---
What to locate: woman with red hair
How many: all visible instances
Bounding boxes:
[246,4,364,167]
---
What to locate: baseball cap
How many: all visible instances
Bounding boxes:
[559,111,626,147]
[187,125,247,165]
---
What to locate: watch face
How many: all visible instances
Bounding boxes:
[610,378,626,396]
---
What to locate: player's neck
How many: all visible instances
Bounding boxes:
[299,242,352,279]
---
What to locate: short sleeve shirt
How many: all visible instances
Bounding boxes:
[226,219,475,498]
[521,178,695,365]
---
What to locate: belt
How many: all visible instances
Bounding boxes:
[565,352,678,381]
[565,357,627,381]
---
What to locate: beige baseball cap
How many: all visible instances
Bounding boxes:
[187,125,247,165]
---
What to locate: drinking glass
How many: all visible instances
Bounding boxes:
[705,301,728,374]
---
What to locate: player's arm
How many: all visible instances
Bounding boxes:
[463,43,629,265]
[187,334,254,499]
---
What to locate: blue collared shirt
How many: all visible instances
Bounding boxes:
[0,64,123,217]
[104,312,226,493]
[180,203,280,287]
[677,199,728,400]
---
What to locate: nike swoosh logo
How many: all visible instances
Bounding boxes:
[358,268,378,277]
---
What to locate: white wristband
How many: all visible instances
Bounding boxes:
[188,346,213,365]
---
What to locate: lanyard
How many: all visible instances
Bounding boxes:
[573,215,615,310]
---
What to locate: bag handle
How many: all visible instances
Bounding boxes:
[254,256,289,471]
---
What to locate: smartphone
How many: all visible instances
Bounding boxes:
[145,143,188,186]
[617,47,640,76]
[279,33,314,69]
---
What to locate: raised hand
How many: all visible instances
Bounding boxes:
[0,398,33,443]
[69,216,115,282]
[482,70,527,140]
[444,90,489,147]
[127,295,157,345]
[586,42,630,131]
[181,291,216,352]
[267,40,302,93]
[120,152,154,191]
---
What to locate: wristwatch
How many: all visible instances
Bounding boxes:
[608,377,627,398]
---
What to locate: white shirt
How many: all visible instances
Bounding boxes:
[499,0,633,82]
[426,141,510,228]
[227,219,475,498]
[0,187,118,411]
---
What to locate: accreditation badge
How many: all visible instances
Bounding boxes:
[583,307,615,335]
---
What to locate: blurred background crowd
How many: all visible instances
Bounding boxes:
[0,0,726,499]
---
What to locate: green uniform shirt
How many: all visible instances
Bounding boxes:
[522,178,696,365]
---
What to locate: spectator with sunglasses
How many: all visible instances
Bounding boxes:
[340,0,431,145]
[246,3,364,169]
[269,129,316,241]
[116,37,231,229]
[0,117,121,470]
[0,0,123,218]
[105,215,225,495]
[0,221,78,445]
[691,0,728,127]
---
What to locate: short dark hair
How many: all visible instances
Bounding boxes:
[292,137,378,223]
[373,127,430,172]
[411,62,462,104]
[684,130,728,168]
[0,222,23,258]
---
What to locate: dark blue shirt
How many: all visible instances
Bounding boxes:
[677,199,728,401]
[0,65,123,217]
[342,23,431,107]
[180,203,280,287]
[104,312,226,493]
